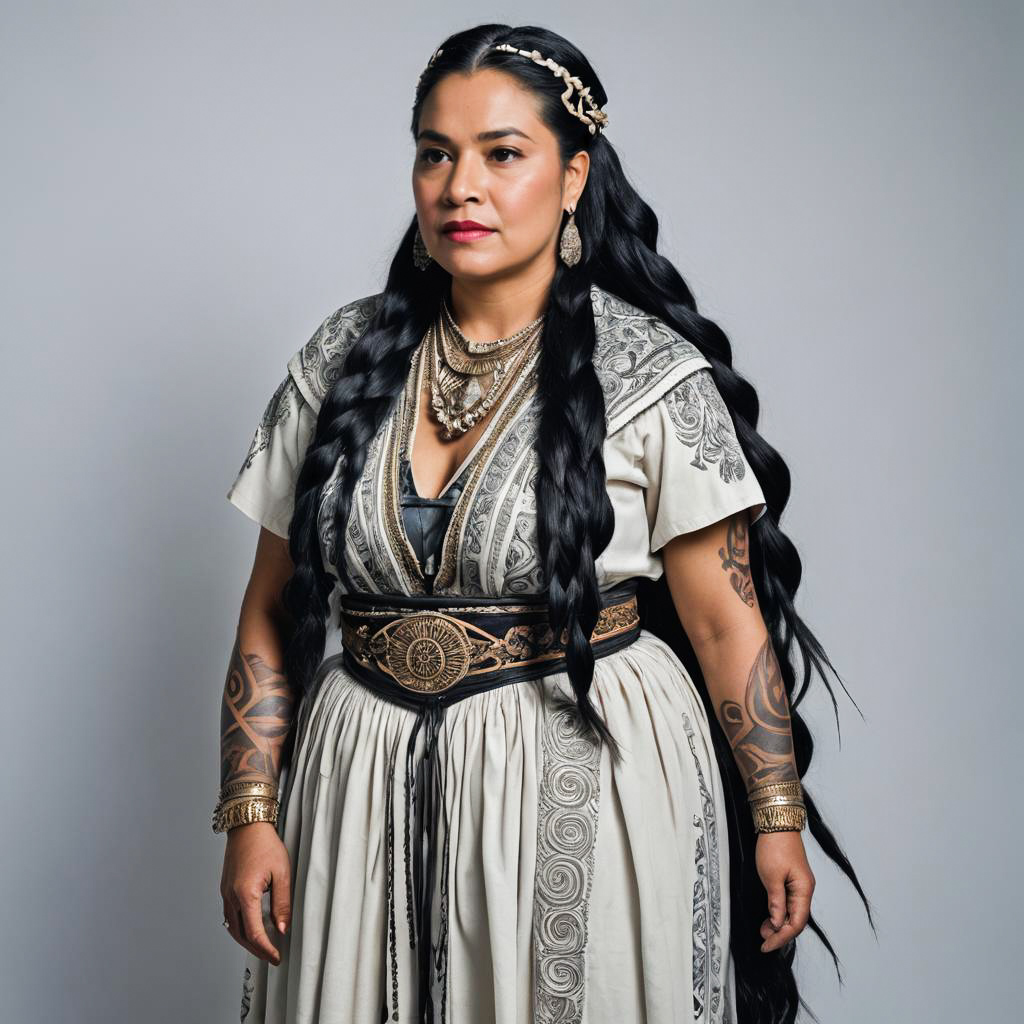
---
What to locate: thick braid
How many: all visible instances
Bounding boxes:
[534,264,622,760]
[282,231,440,706]
[318,298,429,595]
[586,135,874,1013]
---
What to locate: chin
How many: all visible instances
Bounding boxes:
[442,255,515,280]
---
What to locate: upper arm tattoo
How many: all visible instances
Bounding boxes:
[219,635,296,788]
[718,513,755,607]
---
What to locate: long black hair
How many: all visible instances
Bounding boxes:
[281,22,874,1024]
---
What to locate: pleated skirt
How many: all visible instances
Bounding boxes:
[235,628,738,1024]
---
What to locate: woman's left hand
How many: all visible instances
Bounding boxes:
[755,830,815,952]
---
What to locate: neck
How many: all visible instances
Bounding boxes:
[447,267,553,342]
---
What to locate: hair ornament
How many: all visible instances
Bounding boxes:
[493,43,608,135]
[417,46,444,90]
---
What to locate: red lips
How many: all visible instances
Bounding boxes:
[442,220,494,232]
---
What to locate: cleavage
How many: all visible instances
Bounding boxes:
[409,383,497,500]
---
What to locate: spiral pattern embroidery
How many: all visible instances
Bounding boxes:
[239,966,254,1021]
[682,714,724,1021]
[532,698,602,1023]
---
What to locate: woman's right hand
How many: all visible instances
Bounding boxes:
[220,821,292,965]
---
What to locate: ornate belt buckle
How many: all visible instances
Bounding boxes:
[368,611,473,693]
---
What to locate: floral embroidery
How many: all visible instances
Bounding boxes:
[288,293,383,412]
[239,377,300,473]
[590,285,709,433]
[664,368,750,484]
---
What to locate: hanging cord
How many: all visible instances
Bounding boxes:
[399,695,451,1023]
[382,727,403,1022]
[435,761,452,1023]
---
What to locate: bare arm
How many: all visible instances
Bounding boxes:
[220,527,297,793]
[219,526,297,966]
[661,510,797,793]
[661,509,814,953]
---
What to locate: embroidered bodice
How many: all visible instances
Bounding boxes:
[226,283,768,608]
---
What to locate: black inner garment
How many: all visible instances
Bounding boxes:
[398,453,474,587]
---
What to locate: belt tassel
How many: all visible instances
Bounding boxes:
[382,696,452,1022]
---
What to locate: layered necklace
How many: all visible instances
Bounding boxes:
[426,296,545,440]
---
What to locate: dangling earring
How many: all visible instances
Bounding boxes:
[559,205,582,267]
[413,225,433,270]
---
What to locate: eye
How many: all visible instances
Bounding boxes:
[418,147,448,165]
[416,146,522,166]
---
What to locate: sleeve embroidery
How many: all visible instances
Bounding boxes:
[238,376,302,474]
[642,366,768,551]
[663,367,753,485]
[227,373,316,538]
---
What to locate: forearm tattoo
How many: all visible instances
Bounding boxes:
[718,514,755,607]
[219,634,296,789]
[718,636,798,790]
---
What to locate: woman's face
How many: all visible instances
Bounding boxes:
[412,69,589,284]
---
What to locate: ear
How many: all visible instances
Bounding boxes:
[563,149,591,209]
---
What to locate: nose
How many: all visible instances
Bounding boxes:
[442,152,484,206]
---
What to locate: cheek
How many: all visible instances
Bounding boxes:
[498,176,559,239]
[411,181,430,212]
[412,174,441,212]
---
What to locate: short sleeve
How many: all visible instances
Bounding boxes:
[638,366,767,552]
[226,374,318,539]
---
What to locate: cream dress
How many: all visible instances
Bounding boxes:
[224,285,767,1024]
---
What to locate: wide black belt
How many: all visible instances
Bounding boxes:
[330,578,643,1024]
[339,576,642,702]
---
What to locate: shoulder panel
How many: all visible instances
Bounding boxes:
[287,285,706,431]
[589,283,711,435]
[286,292,385,412]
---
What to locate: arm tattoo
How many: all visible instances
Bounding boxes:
[219,634,296,789]
[718,636,798,790]
[718,513,755,607]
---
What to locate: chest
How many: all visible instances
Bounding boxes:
[317,341,547,598]
[407,374,497,501]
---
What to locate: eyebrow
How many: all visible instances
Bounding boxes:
[416,127,534,144]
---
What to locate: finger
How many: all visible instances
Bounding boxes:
[785,890,811,934]
[785,874,814,933]
[761,919,800,952]
[224,898,263,961]
[238,889,280,964]
[761,872,816,951]
[270,865,292,936]
[764,880,787,931]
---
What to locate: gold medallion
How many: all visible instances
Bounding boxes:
[369,611,473,692]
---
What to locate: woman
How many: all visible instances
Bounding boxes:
[216,23,870,1024]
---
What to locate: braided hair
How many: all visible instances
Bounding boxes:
[281,23,874,1024]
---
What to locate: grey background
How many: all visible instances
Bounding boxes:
[1,1,1018,1020]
